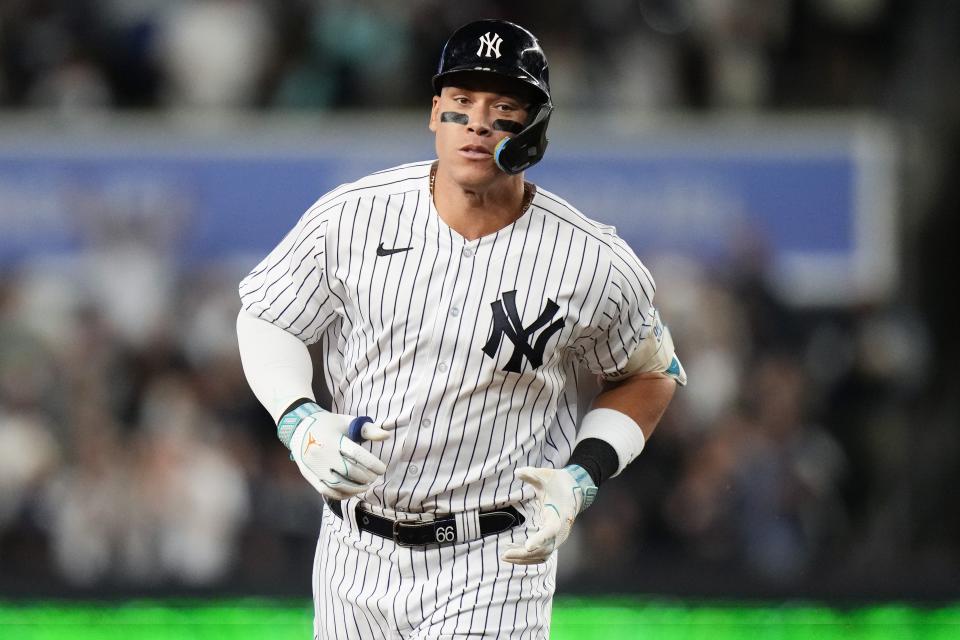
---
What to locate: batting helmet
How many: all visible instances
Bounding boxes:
[433,19,553,175]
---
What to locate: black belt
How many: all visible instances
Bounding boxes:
[326,499,525,547]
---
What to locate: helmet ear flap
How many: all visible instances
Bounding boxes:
[494,104,553,175]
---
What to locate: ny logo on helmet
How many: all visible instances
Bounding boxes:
[477,32,503,59]
[482,291,564,373]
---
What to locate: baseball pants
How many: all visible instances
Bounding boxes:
[312,500,557,639]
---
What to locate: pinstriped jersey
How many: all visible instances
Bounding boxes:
[239,160,659,516]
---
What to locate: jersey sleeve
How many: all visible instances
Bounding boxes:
[238,201,341,345]
[574,234,686,385]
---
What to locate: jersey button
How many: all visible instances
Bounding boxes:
[450,307,460,317]
[437,362,448,372]
[422,418,432,428]
[409,464,420,475]
[462,247,474,258]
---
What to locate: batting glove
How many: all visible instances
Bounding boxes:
[501,465,597,565]
[281,403,391,500]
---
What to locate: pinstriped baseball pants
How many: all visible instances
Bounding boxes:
[312,503,557,640]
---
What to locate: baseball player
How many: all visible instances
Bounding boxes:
[237,19,686,640]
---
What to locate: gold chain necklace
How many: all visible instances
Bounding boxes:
[429,162,535,214]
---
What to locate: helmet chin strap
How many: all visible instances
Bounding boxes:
[494,103,553,175]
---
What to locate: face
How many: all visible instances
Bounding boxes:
[429,75,531,190]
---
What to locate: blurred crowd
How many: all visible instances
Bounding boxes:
[0,0,951,114]
[0,236,938,596]
[0,250,322,591]
[2,0,959,598]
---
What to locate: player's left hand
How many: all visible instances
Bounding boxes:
[500,465,597,565]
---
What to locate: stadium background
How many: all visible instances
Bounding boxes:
[1,0,958,637]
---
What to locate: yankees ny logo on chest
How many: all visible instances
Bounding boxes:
[482,290,564,373]
[477,32,503,58]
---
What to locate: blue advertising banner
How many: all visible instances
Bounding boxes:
[0,117,895,304]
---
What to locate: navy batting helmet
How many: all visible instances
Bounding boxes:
[433,20,553,175]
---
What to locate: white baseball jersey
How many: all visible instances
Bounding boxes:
[240,160,666,639]
[239,160,658,518]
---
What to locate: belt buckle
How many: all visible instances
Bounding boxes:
[391,518,420,547]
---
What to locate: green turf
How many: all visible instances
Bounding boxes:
[0,597,957,639]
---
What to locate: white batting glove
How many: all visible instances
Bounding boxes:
[282,403,391,500]
[501,465,598,565]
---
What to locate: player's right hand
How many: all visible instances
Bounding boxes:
[288,408,391,500]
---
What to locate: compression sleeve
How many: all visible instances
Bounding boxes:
[237,309,315,423]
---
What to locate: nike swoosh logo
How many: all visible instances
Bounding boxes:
[377,242,413,257]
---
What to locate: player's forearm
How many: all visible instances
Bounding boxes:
[591,373,677,441]
[565,373,676,486]
[236,310,315,423]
